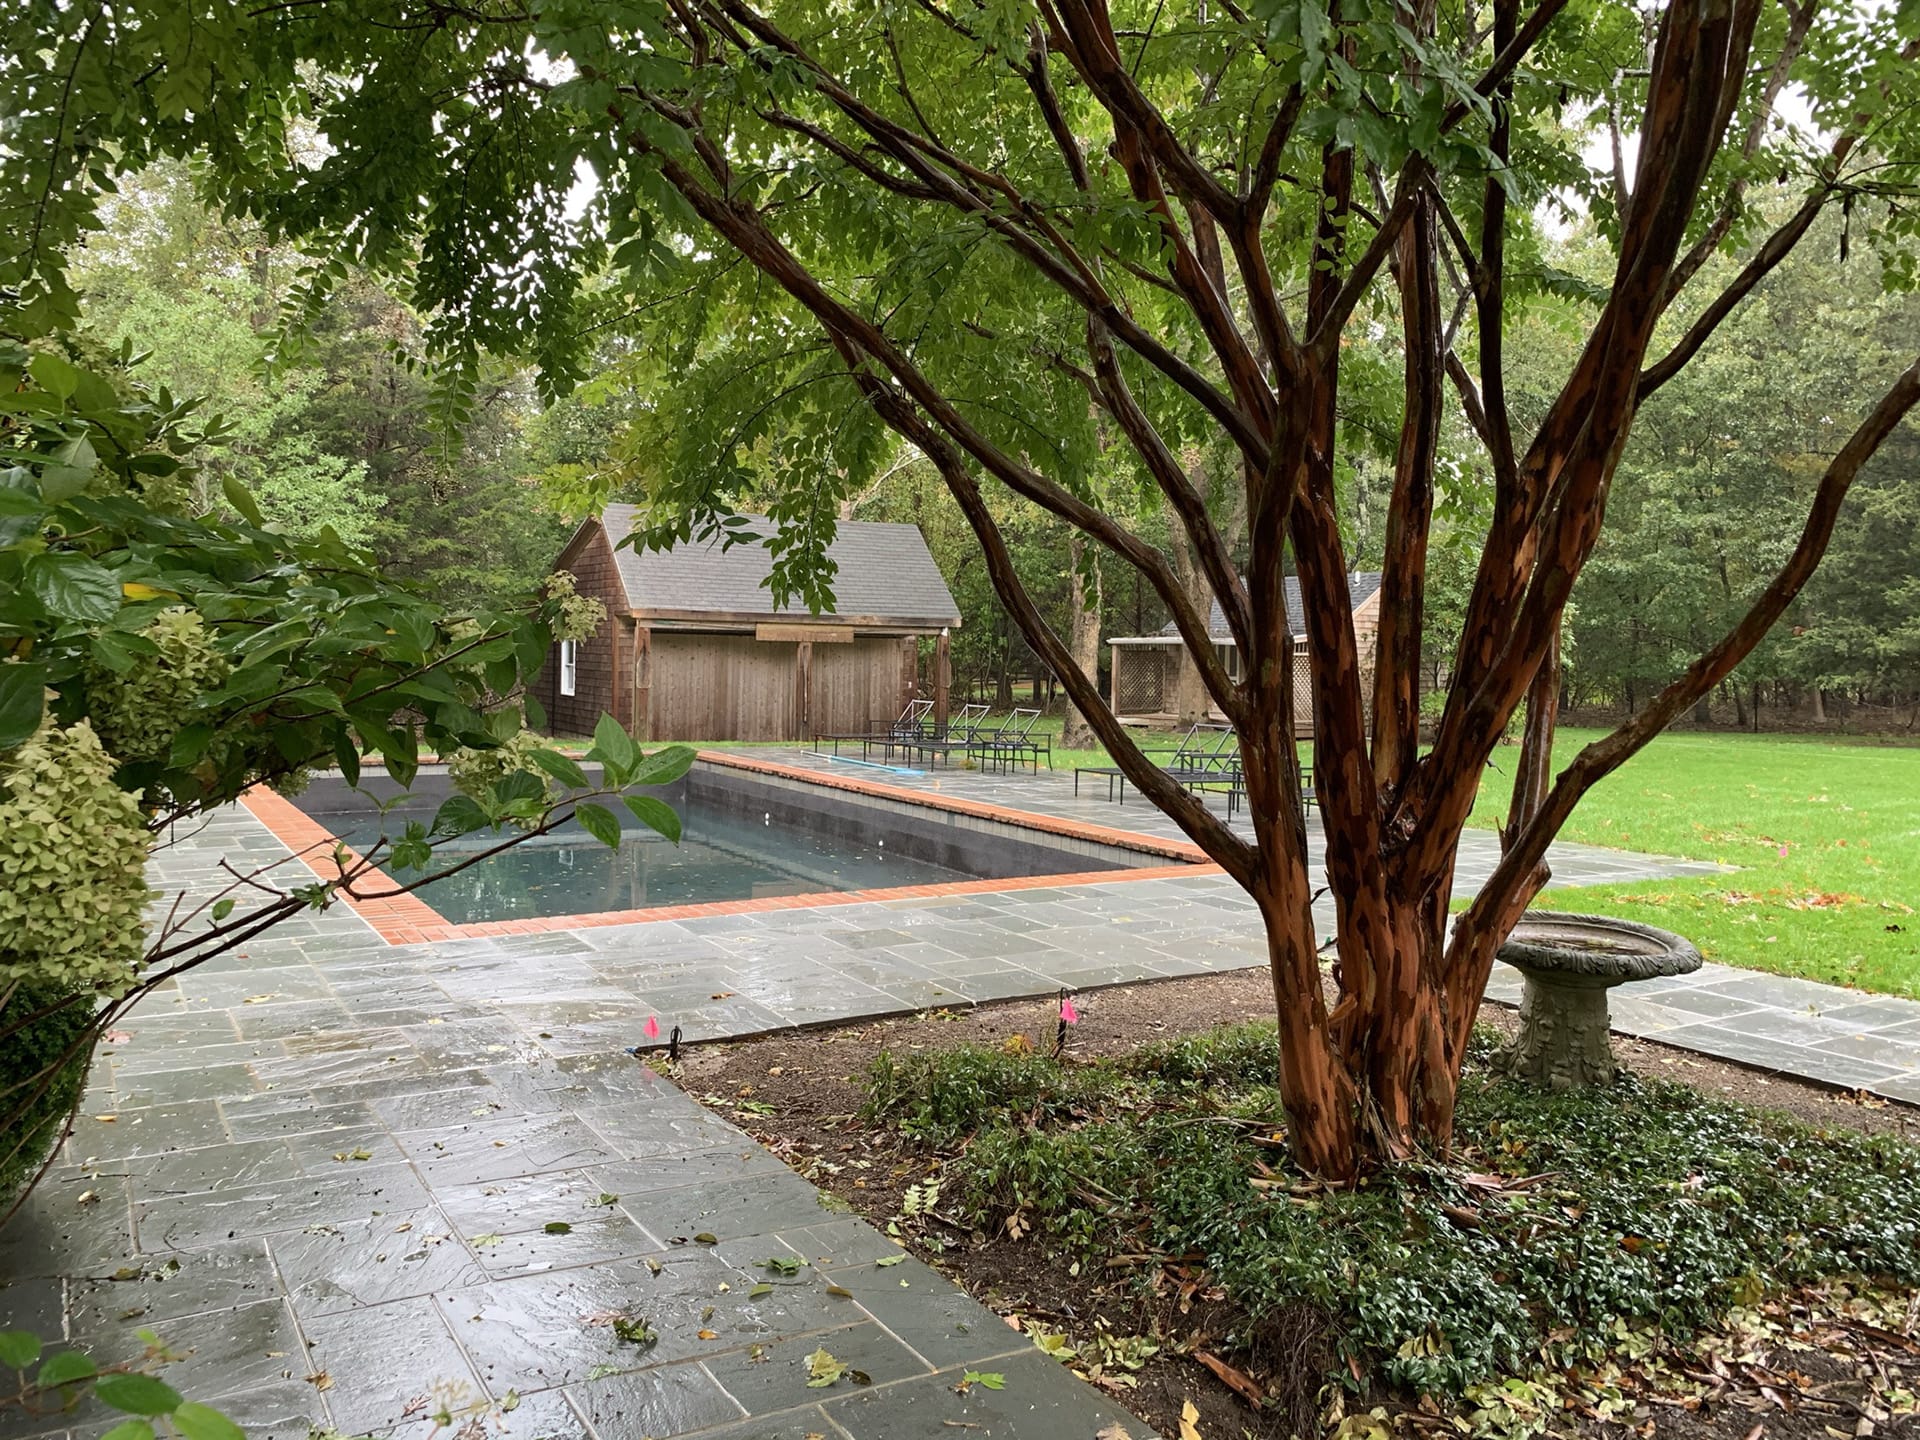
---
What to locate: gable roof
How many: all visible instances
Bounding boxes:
[571,505,962,629]
[1136,572,1385,642]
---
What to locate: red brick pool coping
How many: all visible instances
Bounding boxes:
[240,750,1218,945]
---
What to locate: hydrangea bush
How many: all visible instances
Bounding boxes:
[0,337,692,1214]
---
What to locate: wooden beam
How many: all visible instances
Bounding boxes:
[632,625,652,742]
[755,622,855,643]
[935,629,951,732]
[794,640,814,740]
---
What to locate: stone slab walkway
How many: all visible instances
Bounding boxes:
[4,754,1915,1440]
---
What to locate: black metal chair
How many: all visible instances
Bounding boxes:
[815,698,932,759]
[1074,722,1238,801]
[905,702,991,767]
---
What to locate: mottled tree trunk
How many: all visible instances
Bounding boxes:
[1061,534,1103,749]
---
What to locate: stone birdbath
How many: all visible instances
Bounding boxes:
[1493,911,1701,1090]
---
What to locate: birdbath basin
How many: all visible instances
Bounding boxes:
[1493,911,1701,1090]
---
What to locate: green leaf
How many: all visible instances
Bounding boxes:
[93,1372,184,1415]
[527,747,588,790]
[334,732,361,787]
[27,353,80,400]
[170,1402,245,1440]
[0,663,48,750]
[25,552,121,623]
[627,743,696,788]
[0,1329,42,1368]
[963,1370,1005,1390]
[875,1253,906,1267]
[431,794,492,836]
[494,769,547,806]
[588,713,638,780]
[211,898,236,921]
[220,474,264,527]
[621,794,681,843]
[36,1349,96,1388]
[574,801,624,849]
[543,1221,572,1235]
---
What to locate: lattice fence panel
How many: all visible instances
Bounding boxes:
[1113,648,1170,714]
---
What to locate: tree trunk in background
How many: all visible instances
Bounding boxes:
[1169,535,1213,724]
[1811,687,1826,722]
[994,620,1014,709]
[1062,534,1103,749]
[1165,452,1245,725]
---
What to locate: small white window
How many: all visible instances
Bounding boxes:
[559,639,578,697]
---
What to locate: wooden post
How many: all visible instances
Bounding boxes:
[631,624,652,742]
[795,640,813,742]
[935,628,951,733]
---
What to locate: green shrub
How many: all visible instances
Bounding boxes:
[867,1024,1920,1399]
[0,983,96,1205]
[0,718,151,994]
[82,607,229,769]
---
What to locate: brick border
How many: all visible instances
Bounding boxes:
[240,754,1217,946]
[693,749,1211,862]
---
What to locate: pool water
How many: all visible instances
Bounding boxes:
[291,761,1145,925]
[346,801,975,923]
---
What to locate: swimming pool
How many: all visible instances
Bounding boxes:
[290,760,1157,925]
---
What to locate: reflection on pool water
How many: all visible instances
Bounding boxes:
[338,802,974,924]
[292,761,1146,925]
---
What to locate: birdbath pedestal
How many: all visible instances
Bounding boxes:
[1493,912,1701,1090]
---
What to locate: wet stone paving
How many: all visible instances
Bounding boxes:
[3,754,1917,1439]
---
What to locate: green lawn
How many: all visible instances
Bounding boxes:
[1038,716,1920,999]
[692,712,1917,999]
[1468,729,1920,998]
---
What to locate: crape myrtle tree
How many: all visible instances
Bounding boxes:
[8,0,1919,1178]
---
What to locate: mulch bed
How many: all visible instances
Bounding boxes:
[670,972,1920,1439]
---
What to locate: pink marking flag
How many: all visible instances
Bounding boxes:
[643,1015,661,1040]
[1059,995,1080,1026]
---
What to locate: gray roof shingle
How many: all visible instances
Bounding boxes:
[1143,571,1384,641]
[591,505,962,628]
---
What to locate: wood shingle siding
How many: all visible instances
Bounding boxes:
[543,510,959,743]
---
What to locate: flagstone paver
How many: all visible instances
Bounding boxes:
[4,753,1915,1440]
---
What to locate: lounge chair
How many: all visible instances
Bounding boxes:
[965,707,1049,772]
[904,703,991,767]
[815,698,932,760]
[1074,722,1238,801]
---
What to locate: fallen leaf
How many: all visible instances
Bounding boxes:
[807,1347,848,1387]
[612,1315,657,1346]
[242,994,276,1004]
[876,1254,906,1268]
[471,1233,504,1248]
[693,1232,719,1245]
[697,1329,719,1340]
[1179,1398,1202,1440]
[1096,1426,1135,1440]
[544,1222,572,1235]
[306,1372,333,1392]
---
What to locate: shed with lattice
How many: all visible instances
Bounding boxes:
[1106,572,1384,733]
